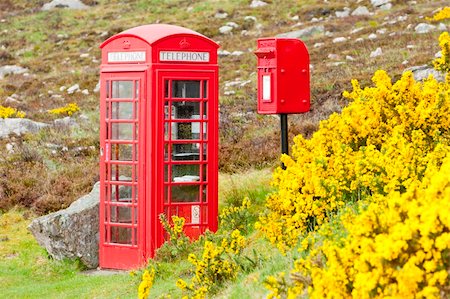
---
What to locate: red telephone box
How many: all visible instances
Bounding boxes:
[99,24,219,270]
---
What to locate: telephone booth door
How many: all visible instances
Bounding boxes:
[99,72,145,269]
[157,71,218,244]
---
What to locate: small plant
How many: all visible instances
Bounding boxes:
[176,229,247,298]
[433,31,450,73]
[48,102,80,117]
[156,214,192,261]
[0,105,25,118]
[219,197,252,233]
[428,6,450,21]
[138,268,156,299]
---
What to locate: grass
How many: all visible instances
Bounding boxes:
[0,209,137,298]
[0,168,275,298]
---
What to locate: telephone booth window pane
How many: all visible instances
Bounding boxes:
[135,81,139,98]
[172,143,200,161]
[164,80,169,98]
[172,164,200,182]
[111,102,134,120]
[106,81,110,98]
[203,81,208,98]
[110,206,132,223]
[164,164,169,182]
[173,122,203,140]
[110,226,132,244]
[171,185,200,202]
[172,102,200,119]
[172,80,200,98]
[111,184,133,202]
[111,123,136,140]
[202,185,208,202]
[110,164,136,182]
[203,102,208,119]
[112,81,133,98]
[202,164,207,182]
[110,144,136,161]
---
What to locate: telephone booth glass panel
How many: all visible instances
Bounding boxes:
[162,78,210,239]
[101,74,143,256]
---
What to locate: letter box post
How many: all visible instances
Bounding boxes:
[99,24,219,270]
[254,38,310,166]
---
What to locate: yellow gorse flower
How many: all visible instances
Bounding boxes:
[48,102,80,116]
[429,7,450,21]
[138,268,155,299]
[0,105,26,118]
[261,33,450,298]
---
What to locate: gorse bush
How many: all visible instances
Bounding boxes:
[177,229,246,299]
[0,105,25,118]
[48,103,80,117]
[429,6,450,21]
[261,32,450,298]
[256,33,450,253]
[156,214,192,261]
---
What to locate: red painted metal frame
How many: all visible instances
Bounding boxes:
[99,24,219,270]
[255,37,310,114]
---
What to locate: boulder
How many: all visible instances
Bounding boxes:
[415,23,436,34]
[0,118,48,139]
[405,65,445,82]
[28,182,100,269]
[42,0,89,10]
[0,65,28,79]
[351,6,370,16]
[277,25,325,39]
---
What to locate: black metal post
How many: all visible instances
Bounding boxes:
[280,113,288,169]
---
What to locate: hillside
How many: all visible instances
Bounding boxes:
[1,1,450,298]
[0,0,448,213]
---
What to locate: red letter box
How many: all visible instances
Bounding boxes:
[99,24,219,270]
[255,38,310,114]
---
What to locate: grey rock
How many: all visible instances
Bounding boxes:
[352,6,371,16]
[214,11,228,19]
[226,22,239,28]
[415,23,436,34]
[371,0,391,7]
[218,50,231,56]
[336,8,350,18]
[405,65,445,82]
[333,37,347,43]
[0,65,28,79]
[93,81,100,93]
[250,0,267,8]
[370,47,383,58]
[28,182,100,269]
[67,84,80,94]
[379,3,392,10]
[219,25,233,34]
[0,118,48,139]
[438,23,447,31]
[42,0,89,10]
[54,116,79,128]
[277,25,325,39]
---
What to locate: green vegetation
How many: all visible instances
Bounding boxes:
[0,210,137,298]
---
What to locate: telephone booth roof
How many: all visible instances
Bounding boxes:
[100,24,219,49]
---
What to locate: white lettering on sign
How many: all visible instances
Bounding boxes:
[262,75,271,101]
[108,51,146,62]
[159,51,210,63]
[191,205,200,224]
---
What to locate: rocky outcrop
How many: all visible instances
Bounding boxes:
[277,25,325,39]
[28,182,100,269]
[0,118,48,139]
